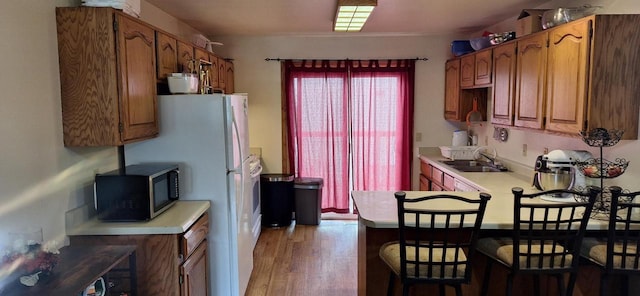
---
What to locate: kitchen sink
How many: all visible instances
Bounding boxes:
[438,160,508,173]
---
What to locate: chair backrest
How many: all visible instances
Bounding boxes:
[604,186,640,273]
[395,191,491,283]
[511,186,601,273]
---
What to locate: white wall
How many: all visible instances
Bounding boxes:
[0,0,202,249]
[213,35,466,184]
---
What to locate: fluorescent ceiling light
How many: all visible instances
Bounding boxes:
[334,0,377,32]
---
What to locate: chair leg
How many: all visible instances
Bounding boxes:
[402,283,410,296]
[386,272,395,296]
[506,273,514,296]
[566,272,578,296]
[480,258,494,296]
[454,284,462,296]
[600,273,608,296]
[556,274,566,296]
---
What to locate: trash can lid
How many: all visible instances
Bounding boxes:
[294,177,323,187]
[260,173,294,182]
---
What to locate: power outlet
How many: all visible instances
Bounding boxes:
[543,147,549,154]
[522,144,527,156]
[415,132,422,142]
[484,136,489,145]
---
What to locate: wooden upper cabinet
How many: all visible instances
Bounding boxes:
[474,49,493,86]
[194,48,210,63]
[585,15,640,139]
[514,33,548,129]
[217,58,226,92]
[177,40,195,73]
[208,54,219,89]
[444,58,487,122]
[56,7,158,146]
[156,31,178,82]
[491,42,516,125]
[225,60,235,94]
[545,18,590,135]
[460,50,492,88]
[444,59,462,120]
[460,55,475,88]
[116,15,158,142]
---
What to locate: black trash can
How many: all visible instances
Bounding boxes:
[260,174,294,227]
[294,177,324,225]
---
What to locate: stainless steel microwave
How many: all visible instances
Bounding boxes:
[94,163,179,221]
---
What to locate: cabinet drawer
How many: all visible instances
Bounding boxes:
[443,173,455,191]
[420,161,431,178]
[181,212,209,259]
[419,174,430,191]
[431,167,444,186]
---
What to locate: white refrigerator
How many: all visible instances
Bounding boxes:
[124,94,254,296]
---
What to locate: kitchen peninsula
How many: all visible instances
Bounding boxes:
[354,150,614,296]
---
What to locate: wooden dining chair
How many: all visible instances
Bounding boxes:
[580,186,640,296]
[379,191,491,296]
[477,186,601,296]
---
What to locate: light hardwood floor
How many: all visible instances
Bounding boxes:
[245,220,358,296]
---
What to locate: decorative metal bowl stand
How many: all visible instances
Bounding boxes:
[574,128,630,220]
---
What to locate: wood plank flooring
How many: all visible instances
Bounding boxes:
[245,220,358,296]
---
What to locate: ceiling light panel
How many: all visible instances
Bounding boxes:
[334,0,376,32]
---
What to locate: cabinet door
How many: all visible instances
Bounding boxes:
[514,33,547,129]
[177,40,195,73]
[209,54,219,89]
[460,55,475,88]
[474,49,492,86]
[218,58,226,92]
[492,42,516,125]
[419,174,430,191]
[225,60,235,94]
[444,59,461,120]
[156,31,177,81]
[545,18,591,134]
[181,241,209,296]
[116,14,159,142]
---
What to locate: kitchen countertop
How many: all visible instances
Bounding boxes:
[352,149,611,230]
[418,147,533,195]
[67,200,210,236]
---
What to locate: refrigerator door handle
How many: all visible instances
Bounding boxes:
[231,106,246,224]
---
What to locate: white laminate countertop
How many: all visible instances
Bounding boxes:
[353,191,609,230]
[353,149,611,231]
[417,147,533,196]
[67,200,211,236]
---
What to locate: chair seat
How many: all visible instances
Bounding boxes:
[581,237,640,269]
[379,241,467,278]
[477,237,573,269]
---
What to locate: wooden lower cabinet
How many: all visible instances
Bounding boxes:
[70,212,209,296]
[181,241,208,296]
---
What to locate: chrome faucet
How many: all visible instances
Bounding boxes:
[478,152,496,165]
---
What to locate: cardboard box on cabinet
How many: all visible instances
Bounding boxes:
[516,9,548,37]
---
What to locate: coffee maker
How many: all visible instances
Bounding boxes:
[533,150,592,193]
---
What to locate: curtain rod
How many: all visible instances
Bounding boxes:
[264,57,428,61]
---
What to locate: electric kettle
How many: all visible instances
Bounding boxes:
[452,130,469,146]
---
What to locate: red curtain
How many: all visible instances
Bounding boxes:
[284,60,414,213]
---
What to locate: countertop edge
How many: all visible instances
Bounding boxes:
[67,200,211,236]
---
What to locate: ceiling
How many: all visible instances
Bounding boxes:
[146,0,553,37]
